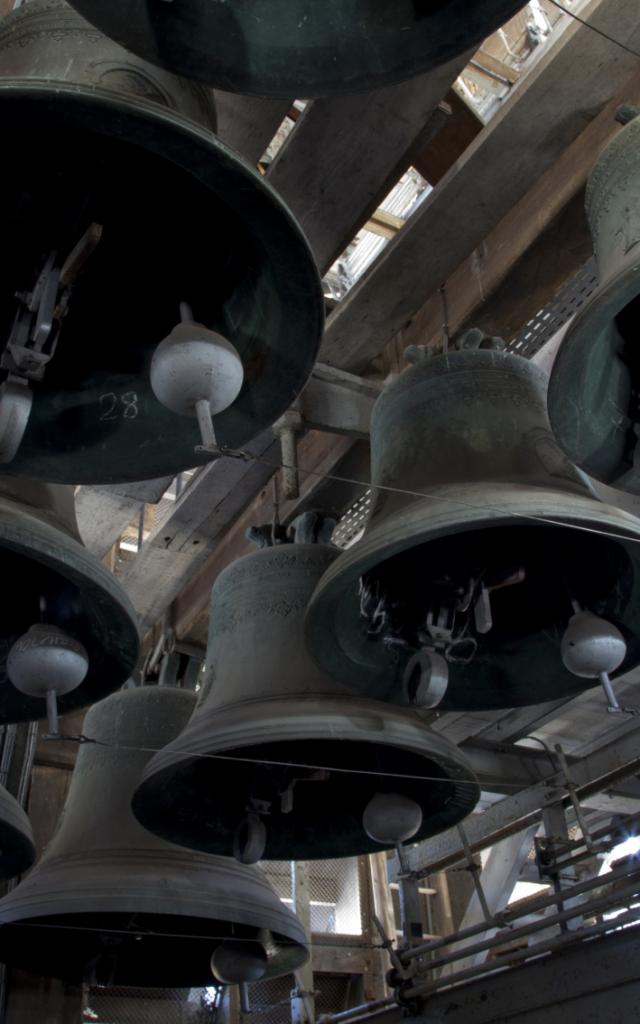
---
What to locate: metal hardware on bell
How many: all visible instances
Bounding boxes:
[548,106,640,496]
[132,524,479,862]
[0,0,323,485]
[66,0,525,98]
[304,335,640,712]
[0,478,139,723]
[0,687,309,987]
[0,785,36,882]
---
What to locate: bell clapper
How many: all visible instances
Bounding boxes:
[403,647,449,709]
[561,601,630,714]
[150,301,244,456]
[233,806,269,865]
[0,224,102,463]
[363,792,423,850]
[7,624,89,735]
[211,941,268,986]
[362,563,526,696]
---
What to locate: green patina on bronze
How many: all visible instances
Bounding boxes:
[0,686,308,987]
[68,0,526,98]
[548,108,640,495]
[0,478,139,723]
[0,0,323,484]
[305,346,640,711]
[133,541,479,861]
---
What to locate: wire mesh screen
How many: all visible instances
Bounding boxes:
[332,493,372,550]
[85,986,219,1023]
[507,257,598,359]
[262,860,364,935]
[241,973,354,1024]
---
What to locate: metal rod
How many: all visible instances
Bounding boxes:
[45,689,59,736]
[600,671,622,712]
[195,398,217,450]
[405,905,640,1001]
[456,823,493,924]
[0,725,17,789]
[401,858,640,963]
[239,983,251,1014]
[405,873,640,977]
[553,743,596,853]
[318,997,395,1024]
[279,426,299,500]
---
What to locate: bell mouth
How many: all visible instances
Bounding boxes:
[134,720,479,861]
[68,0,524,98]
[0,495,139,723]
[548,251,640,493]
[0,83,322,484]
[0,915,302,987]
[305,484,640,710]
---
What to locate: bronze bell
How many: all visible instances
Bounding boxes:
[0,0,323,484]
[0,686,309,987]
[304,336,640,711]
[0,479,139,723]
[0,783,36,881]
[66,0,525,98]
[548,106,640,496]
[132,522,479,862]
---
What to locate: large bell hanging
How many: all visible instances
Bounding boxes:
[0,0,323,485]
[0,479,139,723]
[66,0,525,98]
[304,338,640,711]
[0,784,36,881]
[548,108,640,496]
[132,529,479,862]
[0,686,308,987]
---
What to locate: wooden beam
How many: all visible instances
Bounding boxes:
[75,488,140,560]
[120,431,278,632]
[391,59,640,356]
[266,54,468,274]
[320,0,640,372]
[412,88,484,186]
[172,431,360,642]
[214,95,292,165]
[301,364,382,439]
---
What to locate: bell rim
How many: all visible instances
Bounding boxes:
[548,251,640,493]
[0,494,140,722]
[305,481,640,700]
[0,850,308,953]
[133,693,480,859]
[0,787,36,881]
[67,0,525,98]
[0,80,324,483]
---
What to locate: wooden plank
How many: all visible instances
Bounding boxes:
[319,0,640,372]
[266,53,469,274]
